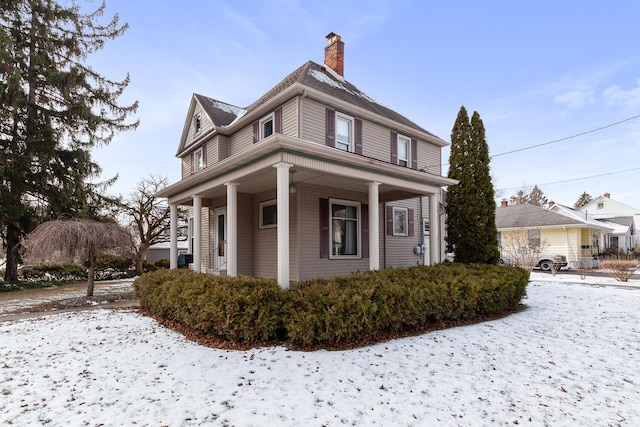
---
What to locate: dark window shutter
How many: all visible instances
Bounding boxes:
[275,107,283,133]
[411,138,418,169]
[361,203,369,258]
[325,108,335,147]
[408,208,415,237]
[252,121,259,144]
[386,205,394,236]
[390,131,397,164]
[355,118,363,155]
[319,198,329,258]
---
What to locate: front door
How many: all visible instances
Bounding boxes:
[213,207,226,269]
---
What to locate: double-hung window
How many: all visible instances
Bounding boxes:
[260,114,274,139]
[335,113,354,152]
[193,148,204,172]
[528,229,541,248]
[393,207,408,236]
[330,199,360,257]
[397,135,410,167]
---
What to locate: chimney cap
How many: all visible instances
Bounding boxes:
[325,32,341,43]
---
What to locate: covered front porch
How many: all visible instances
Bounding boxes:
[161,134,455,288]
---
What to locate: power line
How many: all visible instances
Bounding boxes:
[500,167,640,192]
[491,114,640,158]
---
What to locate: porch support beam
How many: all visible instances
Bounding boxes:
[169,203,178,269]
[367,181,381,271]
[193,195,202,272]
[429,194,439,265]
[225,182,239,277]
[274,162,293,288]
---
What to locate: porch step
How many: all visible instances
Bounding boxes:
[208,268,227,277]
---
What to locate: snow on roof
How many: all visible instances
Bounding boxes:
[308,68,380,105]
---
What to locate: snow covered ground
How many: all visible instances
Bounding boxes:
[1,272,639,426]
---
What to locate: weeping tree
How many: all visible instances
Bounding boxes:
[0,1,138,282]
[21,219,133,296]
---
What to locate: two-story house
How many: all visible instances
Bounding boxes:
[580,193,639,253]
[159,33,457,288]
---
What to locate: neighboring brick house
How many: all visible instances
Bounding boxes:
[159,33,456,287]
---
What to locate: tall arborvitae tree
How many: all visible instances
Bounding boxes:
[574,192,593,209]
[0,0,138,281]
[446,106,499,264]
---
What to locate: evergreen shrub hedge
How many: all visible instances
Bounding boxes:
[134,263,529,347]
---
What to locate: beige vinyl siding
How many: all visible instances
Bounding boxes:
[281,98,298,137]
[253,190,278,279]
[417,141,442,175]
[218,135,229,161]
[185,103,215,148]
[181,156,191,179]
[297,183,369,280]
[199,204,210,270]
[251,189,299,281]
[300,98,326,144]
[228,126,253,158]
[205,138,217,168]
[237,193,254,277]
[383,198,423,268]
[362,120,389,161]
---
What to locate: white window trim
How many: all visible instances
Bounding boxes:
[260,113,275,140]
[335,113,354,152]
[259,199,277,229]
[397,134,410,167]
[193,148,204,173]
[392,206,409,237]
[329,198,361,259]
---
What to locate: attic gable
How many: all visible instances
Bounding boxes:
[177,94,246,155]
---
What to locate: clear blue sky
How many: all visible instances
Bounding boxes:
[89,0,640,209]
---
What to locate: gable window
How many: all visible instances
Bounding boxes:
[330,199,360,257]
[397,135,410,167]
[260,114,274,139]
[194,114,202,133]
[528,229,540,248]
[597,202,605,210]
[392,207,408,236]
[259,200,277,228]
[335,113,353,152]
[192,148,204,172]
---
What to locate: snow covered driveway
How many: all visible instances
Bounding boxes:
[1,276,639,426]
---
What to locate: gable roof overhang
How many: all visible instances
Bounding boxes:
[496,204,615,232]
[159,133,457,205]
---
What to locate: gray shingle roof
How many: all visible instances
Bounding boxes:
[496,204,582,229]
[194,61,439,138]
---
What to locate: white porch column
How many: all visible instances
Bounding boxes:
[274,163,293,288]
[367,182,381,271]
[169,203,178,269]
[225,182,239,277]
[193,195,202,272]
[429,194,440,265]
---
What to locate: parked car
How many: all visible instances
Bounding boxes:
[500,254,568,271]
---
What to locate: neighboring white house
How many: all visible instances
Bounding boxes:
[580,193,639,253]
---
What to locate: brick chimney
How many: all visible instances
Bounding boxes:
[324,32,344,77]
[500,199,508,207]
[604,192,611,199]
